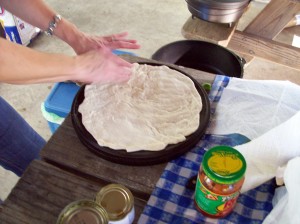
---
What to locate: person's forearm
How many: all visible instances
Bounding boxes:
[0,0,82,50]
[0,38,76,84]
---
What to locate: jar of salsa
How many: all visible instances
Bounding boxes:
[194,145,246,218]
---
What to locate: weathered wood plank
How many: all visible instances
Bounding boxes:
[244,0,300,39]
[0,160,146,224]
[181,16,238,47]
[228,30,300,70]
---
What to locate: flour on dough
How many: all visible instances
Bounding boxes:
[78,63,202,152]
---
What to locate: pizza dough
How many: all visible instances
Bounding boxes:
[78,63,202,152]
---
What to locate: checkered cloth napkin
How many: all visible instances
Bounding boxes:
[138,75,276,224]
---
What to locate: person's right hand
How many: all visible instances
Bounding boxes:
[72,31,140,55]
[72,46,133,84]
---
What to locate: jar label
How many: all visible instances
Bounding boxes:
[195,177,239,216]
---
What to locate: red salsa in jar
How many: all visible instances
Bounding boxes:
[194,145,246,218]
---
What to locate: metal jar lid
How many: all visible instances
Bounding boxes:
[202,145,247,184]
[56,199,109,224]
[96,184,134,221]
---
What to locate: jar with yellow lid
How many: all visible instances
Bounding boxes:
[194,145,246,218]
[56,199,109,224]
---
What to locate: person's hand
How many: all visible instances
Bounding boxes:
[72,46,133,84]
[72,31,140,55]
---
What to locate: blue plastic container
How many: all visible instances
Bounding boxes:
[44,82,80,133]
[48,122,60,133]
[113,49,136,56]
[44,82,80,117]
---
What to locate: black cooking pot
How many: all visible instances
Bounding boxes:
[152,40,245,78]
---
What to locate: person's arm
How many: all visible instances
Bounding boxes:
[0,0,139,84]
[0,38,74,84]
[0,38,132,84]
[0,0,140,54]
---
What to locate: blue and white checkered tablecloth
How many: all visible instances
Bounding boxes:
[138,75,276,224]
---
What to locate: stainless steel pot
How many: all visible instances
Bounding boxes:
[186,0,251,23]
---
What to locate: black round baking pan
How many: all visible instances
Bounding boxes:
[152,40,245,78]
[71,62,210,166]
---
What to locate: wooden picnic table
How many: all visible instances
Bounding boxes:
[0,55,216,224]
[0,160,147,224]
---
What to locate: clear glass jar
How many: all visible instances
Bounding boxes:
[96,184,135,224]
[194,145,246,218]
[56,199,109,224]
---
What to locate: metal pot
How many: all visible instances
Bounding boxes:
[186,0,250,23]
[152,40,245,78]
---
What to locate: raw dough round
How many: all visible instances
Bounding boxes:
[78,63,202,152]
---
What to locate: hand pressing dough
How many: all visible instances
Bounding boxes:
[78,63,202,152]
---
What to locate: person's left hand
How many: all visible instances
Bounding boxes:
[73,31,140,55]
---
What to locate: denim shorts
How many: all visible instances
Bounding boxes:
[0,97,46,176]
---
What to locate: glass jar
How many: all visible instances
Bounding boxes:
[194,145,246,218]
[96,184,135,224]
[56,199,109,224]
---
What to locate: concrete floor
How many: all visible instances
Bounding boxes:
[0,0,299,141]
